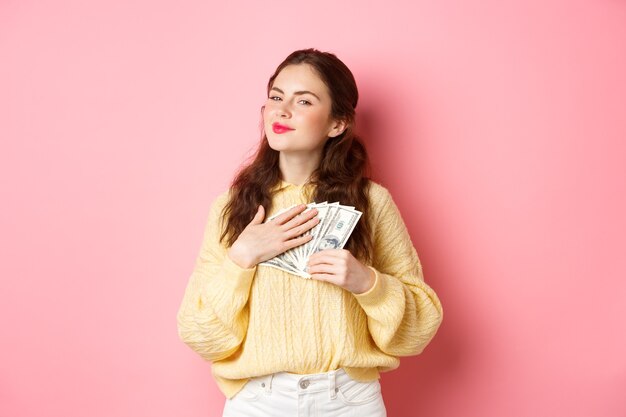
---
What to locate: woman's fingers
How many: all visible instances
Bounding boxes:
[307,262,341,275]
[307,252,342,271]
[308,249,348,263]
[282,234,314,251]
[282,208,318,231]
[285,216,319,239]
[274,204,308,225]
[264,206,318,242]
[308,272,334,283]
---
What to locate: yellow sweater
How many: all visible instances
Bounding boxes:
[177,180,443,399]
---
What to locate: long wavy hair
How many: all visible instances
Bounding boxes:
[220,48,373,263]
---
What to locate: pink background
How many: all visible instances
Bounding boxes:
[1,0,625,416]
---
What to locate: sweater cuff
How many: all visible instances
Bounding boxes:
[213,253,257,295]
[352,266,386,307]
[353,266,406,318]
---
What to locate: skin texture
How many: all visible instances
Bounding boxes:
[263,63,346,186]
[263,63,344,152]
[228,63,375,294]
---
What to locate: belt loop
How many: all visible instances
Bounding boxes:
[328,370,337,400]
[267,374,274,393]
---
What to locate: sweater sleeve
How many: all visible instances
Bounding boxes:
[176,192,257,362]
[352,186,443,357]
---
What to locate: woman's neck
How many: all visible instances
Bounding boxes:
[278,151,322,185]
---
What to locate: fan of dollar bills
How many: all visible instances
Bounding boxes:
[259,202,362,278]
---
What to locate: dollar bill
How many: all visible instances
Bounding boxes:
[258,201,361,278]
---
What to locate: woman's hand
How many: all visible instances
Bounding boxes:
[306,249,375,294]
[227,204,319,269]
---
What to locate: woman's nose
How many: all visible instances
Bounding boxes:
[276,101,291,118]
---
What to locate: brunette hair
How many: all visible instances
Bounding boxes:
[220,48,373,263]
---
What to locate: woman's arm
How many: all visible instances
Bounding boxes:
[176,192,256,362]
[352,186,443,357]
[177,192,320,362]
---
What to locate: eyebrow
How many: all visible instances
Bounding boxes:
[270,87,321,101]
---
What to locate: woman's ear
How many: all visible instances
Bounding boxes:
[328,119,348,138]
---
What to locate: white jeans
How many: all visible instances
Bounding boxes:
[222,368,387,417]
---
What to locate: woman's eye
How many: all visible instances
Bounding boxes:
[268,96,282,101]
[298,99,312,105]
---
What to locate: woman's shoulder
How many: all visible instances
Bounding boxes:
[366,180,407,228]
[366,179,394,208]
[208,188,233,214]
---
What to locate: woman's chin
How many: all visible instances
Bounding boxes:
[267,138,291,152]
[267,142,288,152]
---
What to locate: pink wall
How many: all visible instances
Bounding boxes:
[1,1,625,416]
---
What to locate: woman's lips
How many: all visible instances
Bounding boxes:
[272,123,294,134]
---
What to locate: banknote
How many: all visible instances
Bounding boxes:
[259,201,362,278]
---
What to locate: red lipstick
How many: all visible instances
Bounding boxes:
[272,123,294,134]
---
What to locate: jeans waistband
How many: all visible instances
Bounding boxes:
[248,368,353,399]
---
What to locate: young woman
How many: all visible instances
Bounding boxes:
[177,48,443,417]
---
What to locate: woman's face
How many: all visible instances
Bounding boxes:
[263,64,345,155]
